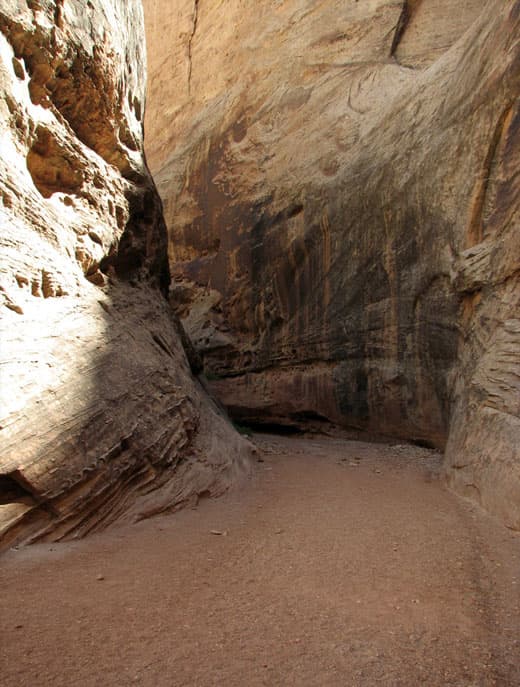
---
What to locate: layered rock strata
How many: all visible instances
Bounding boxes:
[144,0,520,527]
[0,0,251,551]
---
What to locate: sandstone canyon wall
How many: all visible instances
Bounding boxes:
[143,1,520,528]
[0,0,251,551]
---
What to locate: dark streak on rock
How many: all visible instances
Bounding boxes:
[187,0,200,95]
[466,103,514,247]
[152,333,175,358]
[390,0,411,57]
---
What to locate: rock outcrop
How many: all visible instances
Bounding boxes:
[143,0,520,528]
[0,0,251,551]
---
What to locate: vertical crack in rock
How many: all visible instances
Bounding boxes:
[466,103,514,247]
[187,0,199,95]
[390,0,411,57]
[54,0,64,29]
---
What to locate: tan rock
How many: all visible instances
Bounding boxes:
[143,0,520,527]
[0,0,251,551]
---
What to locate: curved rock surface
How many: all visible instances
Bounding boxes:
[143,0,520,527]
[0,0,251,551]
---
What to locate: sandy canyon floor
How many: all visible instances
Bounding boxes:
[1,433,519,686]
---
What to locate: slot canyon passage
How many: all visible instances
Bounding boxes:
[0,0,519,684]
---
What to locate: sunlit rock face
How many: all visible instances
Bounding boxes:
[0,0,251,550]
[143,0,520,528]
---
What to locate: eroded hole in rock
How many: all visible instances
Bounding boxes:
[0,11,137,176]
[47,52,133,172]
[239,421,303,436]
[0,473,35,505]
[410,438,438,450]
[27,125,84,198]
[256,424,304,435]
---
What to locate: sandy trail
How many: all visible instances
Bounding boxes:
[1,433,519,686]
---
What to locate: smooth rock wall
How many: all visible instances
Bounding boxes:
[143,0,520,527]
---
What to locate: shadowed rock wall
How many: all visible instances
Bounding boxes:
[0,0,251,551]
[143,0,520,528]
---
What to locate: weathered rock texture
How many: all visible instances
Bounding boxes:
[143,0,520,527]
[0,0,251,551]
